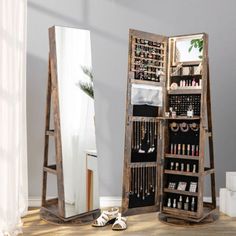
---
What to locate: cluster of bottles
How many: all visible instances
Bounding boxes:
[179,79,201,88]
[169,161,197,173]
[167,196,196,212]
[170,79,202,90]
[170,144,199,156]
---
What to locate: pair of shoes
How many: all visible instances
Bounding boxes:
[92,207,127,231]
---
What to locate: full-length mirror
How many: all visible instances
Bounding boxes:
[42,26,100,221]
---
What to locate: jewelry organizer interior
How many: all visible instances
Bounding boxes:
[163,120,200,214]
[162,36,203,217]
[127,34,166,209]
[131,120,158,162]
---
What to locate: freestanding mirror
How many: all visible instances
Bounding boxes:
[41,26,100,223]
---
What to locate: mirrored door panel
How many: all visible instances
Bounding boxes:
[54,26,99,218]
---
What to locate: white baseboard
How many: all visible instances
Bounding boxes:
[29,196,219,208]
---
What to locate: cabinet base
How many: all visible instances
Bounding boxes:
[159,210,218,225]
[40,208,100,225]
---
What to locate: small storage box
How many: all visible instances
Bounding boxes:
[219,188,227,214]
[226,172,236,191]
[226,189,236,217]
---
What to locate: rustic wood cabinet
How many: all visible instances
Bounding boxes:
[122,29,216,222]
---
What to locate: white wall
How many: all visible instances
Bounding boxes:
[27,0,236,199]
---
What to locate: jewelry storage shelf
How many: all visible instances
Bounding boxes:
[122,29,216,223]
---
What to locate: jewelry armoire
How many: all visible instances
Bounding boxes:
[122,29,216,223]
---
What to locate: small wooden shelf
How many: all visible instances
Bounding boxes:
[162,207,197,218]
[43,165,57,175]
[162,206,216,223]
[165,116,201,120]
[164,188,198,197]
[165,154,199,160]
[130,78,164,87]
[168,89,202,95]
[164,169,199,177]
[170,74,202,78]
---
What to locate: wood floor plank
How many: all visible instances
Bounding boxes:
[22,209,236,235]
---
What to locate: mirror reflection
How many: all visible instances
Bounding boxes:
[54,26,99,218]
[174,36,203,64]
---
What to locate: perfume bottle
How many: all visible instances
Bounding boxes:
[167,198,171,208]
[191,197,195,211]
[184,197,189,211]
[192,164,196,173]
[181,163,184,171]
[175,162,179,171]
[173,199,177,208]
[177,196,183,209]
[170,162,174,170]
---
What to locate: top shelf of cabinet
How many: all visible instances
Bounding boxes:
[170,74,202,79]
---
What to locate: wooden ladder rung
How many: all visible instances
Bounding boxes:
[46,130,55,136]
[43,164,57,174]
[204,168,215,176]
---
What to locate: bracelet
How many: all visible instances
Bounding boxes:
[180,122,189,132]
[190,122,199,132]
[170,122,179,132]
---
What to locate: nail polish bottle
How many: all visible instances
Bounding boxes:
[170,162,174,170]
[186,164,190,172]
[174,144,177,154]
[191,145,195,156]
[196,145,199,156]
[170,144,174,154]
[178,144,181,155]
[175,162,179,171]
[187,144,190,155]
[182,144,185,155]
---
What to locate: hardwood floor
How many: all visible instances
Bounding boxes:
[22,209,236,235]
